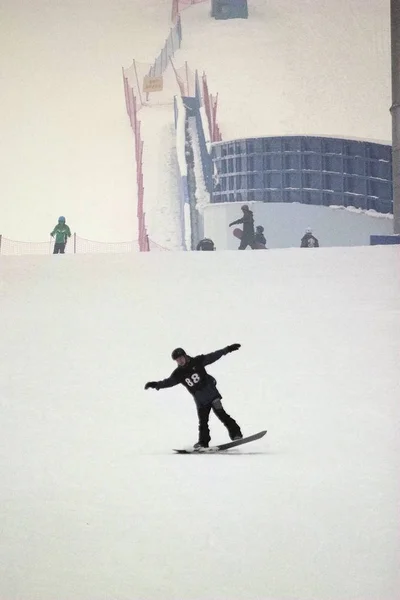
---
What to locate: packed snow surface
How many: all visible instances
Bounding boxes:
[1,245,399,600]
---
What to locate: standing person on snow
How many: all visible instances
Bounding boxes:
[145,345,243,449]
[229,204,256,250]
[301,228,319,248]
[51,216,71,254]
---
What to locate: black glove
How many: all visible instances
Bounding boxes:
[226,343,241,353]
[145,381,159,390]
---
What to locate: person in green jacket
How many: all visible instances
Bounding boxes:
[51,216,71,254]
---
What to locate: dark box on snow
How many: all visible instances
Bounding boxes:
[211,0,248,20]
[370,235,400,245]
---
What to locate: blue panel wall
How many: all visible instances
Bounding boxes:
[211,136,393,214]
[370,235,400,245]
[183,93,213,193]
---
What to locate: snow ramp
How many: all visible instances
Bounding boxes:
[1,246,399,600]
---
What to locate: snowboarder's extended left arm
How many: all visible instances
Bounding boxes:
[201,344,241,366]
[145,374,179,391]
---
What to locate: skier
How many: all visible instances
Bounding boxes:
[229,205,256,249]
[254,225,267,249]
[196,238,215,251]
[145,345,243,449]
[50,216,71,254]
[301,228,319,248]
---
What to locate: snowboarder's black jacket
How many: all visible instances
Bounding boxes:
[229,210,255,238]
[149,347,233,405]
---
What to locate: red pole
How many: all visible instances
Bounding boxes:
[133,59,143,106]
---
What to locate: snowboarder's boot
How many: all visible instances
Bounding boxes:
[194,442,209,450]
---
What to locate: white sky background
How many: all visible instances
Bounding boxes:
[0,246,400,600]
[0,0,392,244]
[0,0,171,242]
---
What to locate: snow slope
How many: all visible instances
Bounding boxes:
[1,246,399,600]
[139,104,183,250]
[181,0,391,142]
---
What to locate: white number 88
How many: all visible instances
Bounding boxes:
[185,373,200,387]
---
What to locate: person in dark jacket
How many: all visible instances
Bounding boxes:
[229,205,256,249]
[145,345,243,449]
[51,216,71,254]
[301,228,319,248]
[254,225,267,249]
[196,238,215,251]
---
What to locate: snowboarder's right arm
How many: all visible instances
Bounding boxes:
[145,374,179,391]
[229,217,243,227]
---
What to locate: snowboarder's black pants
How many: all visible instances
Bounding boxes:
[238,236,256,250]
[196,399,242,446]
[53,243,66,254]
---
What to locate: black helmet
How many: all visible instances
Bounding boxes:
[241,204,249,212]
[256,225,264,232]
[171,347,186,360]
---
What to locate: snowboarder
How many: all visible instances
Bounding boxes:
[229,205,256,249]
[196,238,215,251]
[301,228,319,248]
[254,225,267,249]
[145,345,243,449]
[51,216,71,254]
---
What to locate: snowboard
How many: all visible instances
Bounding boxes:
[232,228,265,249]
[173,430,267,454]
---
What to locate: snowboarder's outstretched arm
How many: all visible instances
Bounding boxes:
[230,212,253,227]
[145,374,179,391]
[201,344,241,366]
[229,217,243,227]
